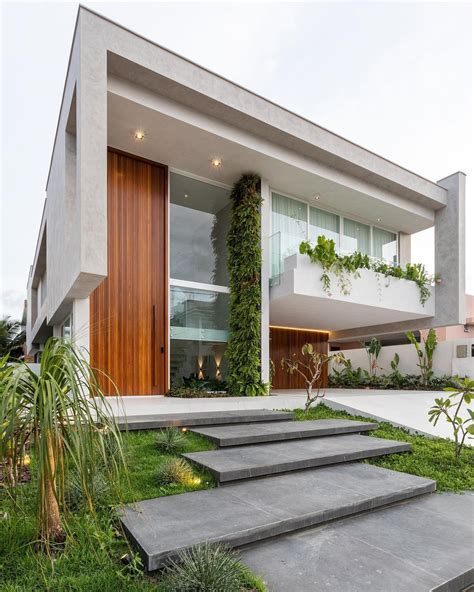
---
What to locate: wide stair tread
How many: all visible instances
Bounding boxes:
[116,409,293,431]
[191,419,378,447]
[183,433,410,483]
[119,463,435,571]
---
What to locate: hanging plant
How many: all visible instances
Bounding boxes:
[226,174,268,396]
[299,236,436,306]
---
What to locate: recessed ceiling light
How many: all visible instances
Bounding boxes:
[211,158,222,168]
[134,130,145,141]
[313,194,320,200]
[184,194,189,198]
[377,217,382,222]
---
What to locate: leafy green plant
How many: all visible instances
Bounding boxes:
[300,235,435,305]
[406,328,437,386]
[155,427,186,454]
[162,543,253,592]
[0,316,25,358]
[226,173,268,396]
[65,466,110,511]
[364,337,381,377]
[166,387,233,398]
[281,343,345,412]
[0,338,126,546]
[428,378,474,462]
[156,457,195,486]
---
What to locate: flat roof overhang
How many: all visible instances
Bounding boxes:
[107,79,437,234]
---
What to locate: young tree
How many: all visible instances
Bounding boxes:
[0,338,126,547]
[406,328,437,386]
[281,343,345,412]
[364,337,381,377]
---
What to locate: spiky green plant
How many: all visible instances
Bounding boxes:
[0,337,126,546]
[0,316,25,358]
[156,457,195,486]
[162,543,249,592]
[155,427,186,454]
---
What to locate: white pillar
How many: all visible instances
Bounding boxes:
[260,179,271,384]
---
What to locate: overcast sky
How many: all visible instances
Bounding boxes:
[1,0,472,319]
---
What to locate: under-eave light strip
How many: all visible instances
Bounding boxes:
[270,325,330,334]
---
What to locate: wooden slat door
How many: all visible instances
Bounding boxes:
[270,327,329,390]
[90,150,167,395]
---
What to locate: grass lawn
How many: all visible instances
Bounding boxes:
[295,404,474,492]
[0,430,265,592]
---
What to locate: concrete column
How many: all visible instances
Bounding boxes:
[260,179,271,384]
[435,172,466,325]
[398,232,411,266]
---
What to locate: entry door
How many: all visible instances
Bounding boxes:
[90,149,168,395]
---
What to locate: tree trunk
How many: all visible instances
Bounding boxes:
[40,433,64,543]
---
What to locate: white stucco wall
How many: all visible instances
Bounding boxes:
[333,339,474,378]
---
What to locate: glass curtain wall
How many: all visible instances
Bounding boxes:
[372,227,397,264]
[170,172,231,387]
[341,218,371,255]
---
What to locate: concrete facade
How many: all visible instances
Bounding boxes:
[26,7,466,390]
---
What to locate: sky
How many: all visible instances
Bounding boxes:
[1,0,472,319]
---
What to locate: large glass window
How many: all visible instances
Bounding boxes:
[372,227,397,264]
[309,206,340,249]
[170,173,231,387]
[342,218,371,255]
[272,193,307,260]
[170,173,231,286]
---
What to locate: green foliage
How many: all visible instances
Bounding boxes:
[155,427,186,454]
[365,337,381,377]
[180,377,228,392]
[161,543,258,592]
[428,378,474,462]
[281,343,345,412]
[0,338,126,546]
[226,173,268,396]
[296,404,474,492]
[407,329,438,385]
[300,235,435,305]
[65,467,111,511]
[156,457,196,486]
[0,316,25,358]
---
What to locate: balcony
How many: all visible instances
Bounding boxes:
[270,252,435,331]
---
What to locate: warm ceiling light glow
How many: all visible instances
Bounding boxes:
[134,130,145,141]
[211,158,222,168]
[270,325,330,334]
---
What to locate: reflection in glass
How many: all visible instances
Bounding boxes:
[170,172,231,286]
[271,193,307,260]
[170,339,228,387]
[309,206,340,249]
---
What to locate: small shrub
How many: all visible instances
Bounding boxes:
[156,458,195,486]
[65,466,111,511]
[166,387,232,398]
[155,428,186,454]
[162,542,249,592]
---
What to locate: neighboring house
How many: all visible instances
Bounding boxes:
[26,7,466,394]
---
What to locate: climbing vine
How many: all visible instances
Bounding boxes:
[226,174,268,396]
[299,235,436,306]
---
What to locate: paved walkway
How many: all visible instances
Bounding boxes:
[103,388,459,440]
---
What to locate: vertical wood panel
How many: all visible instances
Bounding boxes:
[270,327,329,389]
[90,150,167,395]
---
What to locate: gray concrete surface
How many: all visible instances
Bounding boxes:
[190,419,378,447]
[183,434,411,483]
[240,492,474,592]
[119,463,434,571]
[116,409,293,431]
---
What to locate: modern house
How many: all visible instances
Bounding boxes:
[26,7,466,395]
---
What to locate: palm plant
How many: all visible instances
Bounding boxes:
[0,316,25,358]
[0,337,126,546]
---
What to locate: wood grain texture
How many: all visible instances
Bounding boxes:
[90,149,168,395]
[270,327,329,390]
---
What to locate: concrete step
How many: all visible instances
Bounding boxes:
[240,491,473,592]
[119,463,435,571]
[191,419,379,447]
[183,433,411,483]
[116,409,293,431]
